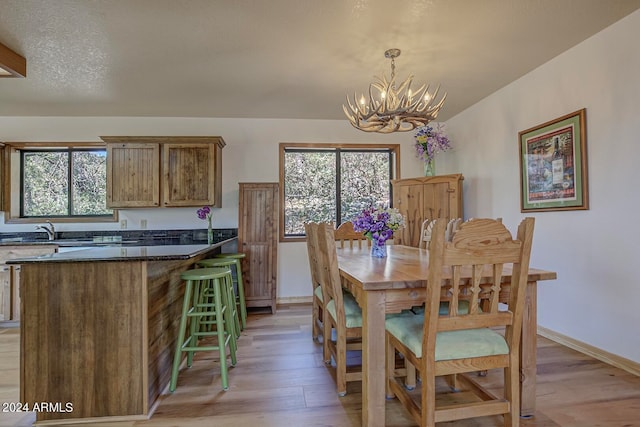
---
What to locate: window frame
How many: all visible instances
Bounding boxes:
[278,142,401,242]
[2,142,118,224]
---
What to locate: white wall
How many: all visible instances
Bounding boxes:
[0,116,424,300]
[443,10,640,363]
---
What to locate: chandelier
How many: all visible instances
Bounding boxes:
[343,49,446,133]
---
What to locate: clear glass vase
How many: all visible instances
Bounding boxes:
[424,158,436,176]
[207,217,213,245]
[370,240,387,258]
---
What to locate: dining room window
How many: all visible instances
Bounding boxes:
[279,143,400,241]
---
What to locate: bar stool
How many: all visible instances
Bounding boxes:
[170,267,238,392]
[213,253,247,329]
[197,257,241,338]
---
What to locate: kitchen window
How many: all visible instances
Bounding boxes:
[20,149,112,218]
[279,143,400,242]
[2,143,117,223]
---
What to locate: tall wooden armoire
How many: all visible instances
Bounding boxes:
[391,174,464,247]
[238,182,279,313]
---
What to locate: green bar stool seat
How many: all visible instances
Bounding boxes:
[170,267,238,392]
[212,253,247,329]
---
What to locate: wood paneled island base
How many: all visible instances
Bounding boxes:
[14,243,231,424]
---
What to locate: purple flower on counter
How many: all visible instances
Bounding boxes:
[197,206,211,220]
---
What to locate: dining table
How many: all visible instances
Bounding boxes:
[336,244,557,427]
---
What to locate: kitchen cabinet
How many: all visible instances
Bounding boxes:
[0,245,57,322]
[391,174,464,247]
[102,136,225,208]
[238,183,278,313]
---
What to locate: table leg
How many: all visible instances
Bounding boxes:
[520,280,538,417]
[362,290,387,427]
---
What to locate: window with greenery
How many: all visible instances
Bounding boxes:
[20,149,112,218]
[279,143,400,241]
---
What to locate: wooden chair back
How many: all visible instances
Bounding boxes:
[419,219,434,249]
[444,217,462,242]
[425,217,534,362]
[317,222,348,326]
[420,218,463,249]
[304,222,326,341]
[304,222,322,295]
[334,221,370,249]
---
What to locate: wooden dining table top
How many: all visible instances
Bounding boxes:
[336,244,557,290]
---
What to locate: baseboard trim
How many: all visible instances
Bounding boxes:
[537,326,640,377]
[277,296,313,305]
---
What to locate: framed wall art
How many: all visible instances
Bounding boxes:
[518,108,589,212]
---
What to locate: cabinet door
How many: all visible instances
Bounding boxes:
[0,266,10,321]
[0,245,57,322]
[238,183,278,313]
[422,178,462,222]
[106,143,160,208]
[162,143,220,207]
[393,183,424,247]
[392,174,464,247]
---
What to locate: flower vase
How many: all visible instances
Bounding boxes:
[207,217,213,245]
[371,240,387,258]
[424,158,436,177]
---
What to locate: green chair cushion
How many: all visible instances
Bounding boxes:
[385,314,509,360]
[314,285,323,302]
[326,291,362,328]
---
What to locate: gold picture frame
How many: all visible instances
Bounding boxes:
[518,109,589,212]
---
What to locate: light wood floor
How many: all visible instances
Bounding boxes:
[1,304,639,427]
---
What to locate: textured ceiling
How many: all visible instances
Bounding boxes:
[0,0,639,121]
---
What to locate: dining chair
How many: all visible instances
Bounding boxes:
[304,222,325,342]
[385,217,535,426]
[316,222,364,396]
[444,217,462,241]
[334,221,370,248]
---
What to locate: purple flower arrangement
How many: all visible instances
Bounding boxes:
[353,205,405,245]
[414,124,452,163]
[197,206,213,244]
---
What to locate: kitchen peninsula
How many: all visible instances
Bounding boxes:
[9,238,236,424]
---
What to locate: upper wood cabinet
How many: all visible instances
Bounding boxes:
[391,174,464,247]
[102,136,225,208]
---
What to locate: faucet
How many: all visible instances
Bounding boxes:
[36,221,56,241]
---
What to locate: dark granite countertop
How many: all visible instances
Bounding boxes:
[6,238,236,264]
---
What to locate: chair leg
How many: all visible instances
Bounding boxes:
[405,361,416,390]
[504,362,520,427]
[386,334,396,398]
[232,259,248,330]
[211,278,230,391]
[335,329,347,396]
[169,280,194,392]
[322,310,332,364]
[312,296,321,342]
[186,280,204,367]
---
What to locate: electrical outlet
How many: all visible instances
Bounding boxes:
[120,219,127,229]
[140,219,147,229]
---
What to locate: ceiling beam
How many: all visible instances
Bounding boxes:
[0,41,26,78]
